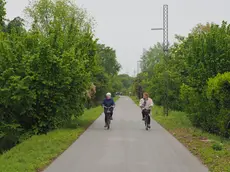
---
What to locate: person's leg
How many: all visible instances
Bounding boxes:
[147,110,151,127]
[147,114,151,124]
[110,107,114,120]
[110,111,113,120]
[142,110,145,120]
[104,112,107,127]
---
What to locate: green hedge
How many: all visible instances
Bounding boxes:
[134,21,230,137]
[0,0,102,153]
[206,72,230,136]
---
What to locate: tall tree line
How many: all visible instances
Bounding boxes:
[0,0,121,153]
[134,22,230,137]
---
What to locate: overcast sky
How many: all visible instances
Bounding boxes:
[5,0,229,75]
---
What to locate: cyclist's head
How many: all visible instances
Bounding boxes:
[143,92,149,99]
[106,92,111,99]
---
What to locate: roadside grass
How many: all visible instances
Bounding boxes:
[113,96,119,102]
[0,96,119,172]
[130,96,139,105]
[130,96,230,172]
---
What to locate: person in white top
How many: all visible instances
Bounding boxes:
[139,92,154,128]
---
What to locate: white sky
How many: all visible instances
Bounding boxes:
[5,0,229,75]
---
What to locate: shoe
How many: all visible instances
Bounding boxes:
[104,124,107,127]
[148,125,151,128]
[110,116,113,120]
[142,118,145,121]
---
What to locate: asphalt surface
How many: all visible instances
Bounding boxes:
[43,96,209,172]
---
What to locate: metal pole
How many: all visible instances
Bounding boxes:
[163,4,169,116]
[151,28,163,30]
[151,4,169,116]
[137,60,142,74]
[163,4,169,53]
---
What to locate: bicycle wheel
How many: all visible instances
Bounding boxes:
[145,117,148,130]
[107,121,110,129]
[106,114,110,130]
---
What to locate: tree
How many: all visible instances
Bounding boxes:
[6,17,26,34]
[97,44,121,76]
[141,42,164,73]
[0,0,123,153]
[179,21,230,134]
[92,43,121,100]
[118,74,133,88]
[135,21,230,137]
[0,0,107,152]
[0,0,6,29]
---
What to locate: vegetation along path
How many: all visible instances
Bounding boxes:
[43,96,208,172]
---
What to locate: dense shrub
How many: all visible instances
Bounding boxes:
[206,72,230,136]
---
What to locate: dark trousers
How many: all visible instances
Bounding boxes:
[142,109,151,125]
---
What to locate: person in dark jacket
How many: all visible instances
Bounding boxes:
[102,92,115,127]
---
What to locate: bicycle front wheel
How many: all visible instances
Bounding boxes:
[106,115,111,130]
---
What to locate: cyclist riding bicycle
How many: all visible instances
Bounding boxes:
[139,92,153,128]
[102,92,115,127]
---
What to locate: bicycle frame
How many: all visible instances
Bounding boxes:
[103,106,114,129]
[143,108,151,130]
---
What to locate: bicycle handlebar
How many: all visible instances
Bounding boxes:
[142,106,151,110]
[103,105,114,108]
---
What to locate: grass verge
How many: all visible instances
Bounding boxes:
[0,97,119,172]
[130,96,230,172]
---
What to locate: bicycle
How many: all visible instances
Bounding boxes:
[103,105,114,130]
[143,108,151,130]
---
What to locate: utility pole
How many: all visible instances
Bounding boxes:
[133,69,136,77]
[137,60,142,75]
[151,4,169,116]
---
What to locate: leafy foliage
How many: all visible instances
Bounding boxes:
[0,0,6,29]
[135,21,230,137]
[206,72,230,136]
[0,0,121,153]
[212,142,223,151]
[116,74,133,95]
[88,43,121,106]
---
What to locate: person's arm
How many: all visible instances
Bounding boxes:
[149,98,154,108]
[139,98,144,108]
[111,98,115,107]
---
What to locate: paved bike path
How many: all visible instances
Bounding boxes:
[44,96,208,172]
